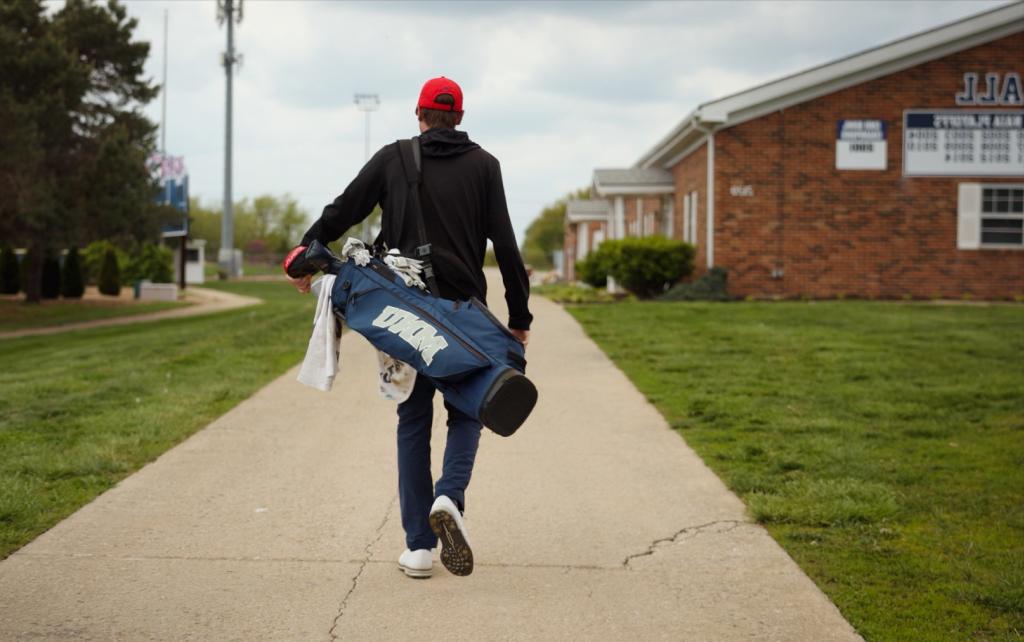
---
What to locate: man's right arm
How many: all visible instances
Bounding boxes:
[299,145,392,247]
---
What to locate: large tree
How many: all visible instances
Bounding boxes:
[0,0,160,302]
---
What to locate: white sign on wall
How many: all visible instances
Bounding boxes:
[903,110,1024,176]
[836,120,887,170]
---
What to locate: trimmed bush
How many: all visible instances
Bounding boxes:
[19,248,33,294]
[0,246,19,294]
[575,243,617,288]
[41,251,61,299]
[611,237,694,298]
[82,241,128,285]
[98,248,121,296]
[124,243,173,283]
[660,266,731,301]
[61,247,85,298]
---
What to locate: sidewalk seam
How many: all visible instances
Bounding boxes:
[328,495,397,641]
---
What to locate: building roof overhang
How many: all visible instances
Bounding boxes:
[636,2,1024,170]
[592,167,675,197]
[566,199,612,223]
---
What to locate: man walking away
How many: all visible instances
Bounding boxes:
[286,77,532,578]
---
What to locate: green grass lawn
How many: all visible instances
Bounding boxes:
[203,260,283,278]
[566,301,1023,642]
[0,296,185,333]
[0,280,313,559]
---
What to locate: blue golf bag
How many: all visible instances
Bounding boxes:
[292,240,538,437]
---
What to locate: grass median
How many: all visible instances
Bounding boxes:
[0,280,314,559]
[566,300,1023,642]
[0,296,185,333]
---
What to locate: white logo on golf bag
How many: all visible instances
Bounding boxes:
[371,305,449,365]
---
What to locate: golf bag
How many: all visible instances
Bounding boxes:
[290,240,537,436]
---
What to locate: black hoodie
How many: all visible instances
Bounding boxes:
[300,128,532,330]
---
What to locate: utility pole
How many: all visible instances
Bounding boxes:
[160,9,167,156]
[218,0,243,277]
[354,93,380,242]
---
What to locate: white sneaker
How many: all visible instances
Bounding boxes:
[397,548,433,578]
[428,495,474,576]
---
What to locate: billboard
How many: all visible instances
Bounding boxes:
[148,153,189,236]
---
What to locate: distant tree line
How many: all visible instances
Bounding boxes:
[0,0,175,302]
[521,187,589,270]
[188,194,309,260]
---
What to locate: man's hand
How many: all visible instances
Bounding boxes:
[282,245,311,293]
[510,328,529,347]
[288,274,312,294]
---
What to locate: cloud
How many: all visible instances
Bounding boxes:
[120,0,1008,241]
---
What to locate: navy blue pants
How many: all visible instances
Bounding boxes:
[396,375,482,551]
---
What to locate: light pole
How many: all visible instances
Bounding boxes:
[218,0,243,277]
[354,93,380,242]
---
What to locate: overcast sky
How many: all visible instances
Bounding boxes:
[118,0,1007,241]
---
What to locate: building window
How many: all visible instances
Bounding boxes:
[981,187,1023,246]
[958,184,1024,250]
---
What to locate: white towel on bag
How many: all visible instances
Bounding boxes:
[296,275,339,391]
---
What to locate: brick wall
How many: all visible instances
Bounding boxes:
[704,31,1024,299]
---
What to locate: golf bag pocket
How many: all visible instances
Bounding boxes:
[339,280,489,382]
[453,298,527,374]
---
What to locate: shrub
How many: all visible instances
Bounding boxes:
[82,241,128,285]
[61,247,85,298]
[41,250,61,299]
[0,246,19,294]
[124,243,173,283]
[575,243,618,288]
[660,266,731,301]
[98,248,121,296]
[594,237,694,298]
[19,247,33,294]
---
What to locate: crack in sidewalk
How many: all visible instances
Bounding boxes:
[622,520,751,568]
[328,495,396,641]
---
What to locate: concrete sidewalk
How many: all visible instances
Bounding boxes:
[0,271,862,641]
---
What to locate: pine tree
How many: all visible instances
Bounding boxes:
[0,246,20,294]
[98,247,121,296]
[61,246,84,298]
[40,250,60,299]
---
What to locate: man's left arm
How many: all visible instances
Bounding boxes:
[300,145,391,247]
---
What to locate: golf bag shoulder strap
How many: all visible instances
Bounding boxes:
[397,137,440,297]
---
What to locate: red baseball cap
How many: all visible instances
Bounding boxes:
[418,76,463,112]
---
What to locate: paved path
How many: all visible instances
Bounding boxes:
[0,287,260,340]
[0,271,862,641]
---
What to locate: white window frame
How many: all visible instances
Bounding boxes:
[682,194,690,241]
[662,195,674,239]
[958,183,1024,250]
[689,191,699,245]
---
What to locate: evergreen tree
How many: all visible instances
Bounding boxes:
[0,0,159,302]
[0,246,20,294]
[61,246,85,298]
[19,248,34,294]
[40,250,60,299]
[98,247,120,296]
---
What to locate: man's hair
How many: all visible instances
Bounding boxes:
[419,93,460,129]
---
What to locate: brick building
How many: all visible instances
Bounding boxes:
[565,3,1024,299]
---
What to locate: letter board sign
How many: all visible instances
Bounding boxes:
[836,120,887,170]
[903,110,1024,176]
